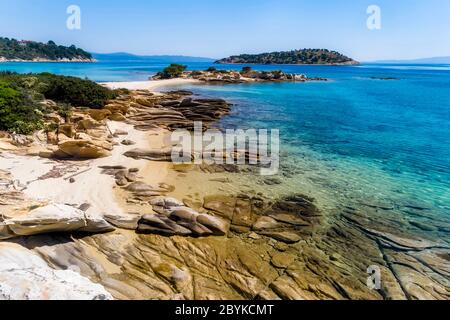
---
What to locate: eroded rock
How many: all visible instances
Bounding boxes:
[0,203,114,239]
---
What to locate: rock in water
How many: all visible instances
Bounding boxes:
[0,243,113,300]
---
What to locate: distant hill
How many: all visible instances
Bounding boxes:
[373,56,450,64]
[0,37,94,62]
[92,52,214,63]
[216,49,359,65]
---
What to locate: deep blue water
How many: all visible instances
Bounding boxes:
[1,58,449,220]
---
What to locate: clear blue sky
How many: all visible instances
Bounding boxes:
[1,0,449,61]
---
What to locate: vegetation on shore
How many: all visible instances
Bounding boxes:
[153,65,326,83]
[0,37,93,61]
[215,49,358,65]
[0,72,120,134]
[154,63,187,79]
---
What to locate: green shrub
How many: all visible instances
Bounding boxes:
[157,64,187,79]
[0,81,43,134]
[37,73,118,109]
[0,72,120,134]
[241,66,253,73]
[206,67,217,72]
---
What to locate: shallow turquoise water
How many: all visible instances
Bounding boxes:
[171,64,450,221]
[1,58,449,223]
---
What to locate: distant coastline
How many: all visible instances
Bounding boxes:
[215,49,359,65]
[214,61,360,66]
[0,37,94,63]
[0,57,96,63]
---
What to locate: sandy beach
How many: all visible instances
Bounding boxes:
[101,78,200,91]
[1,79,202,222]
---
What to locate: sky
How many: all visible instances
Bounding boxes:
[0,0,449,61]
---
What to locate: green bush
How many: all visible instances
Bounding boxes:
[0,81,43,134]
[206,67,217,72]
[157,64,187,79]
[0,72,121,134]
[38,73,118,109]
[241,66,253,73]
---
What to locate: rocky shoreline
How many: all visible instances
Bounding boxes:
[0,84,448,300]
[153,68,327,84]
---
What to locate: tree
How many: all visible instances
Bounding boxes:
[157,64,187,79]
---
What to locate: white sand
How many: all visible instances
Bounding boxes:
[101,79,200,91]
[1,121,170,217]
[1,79,188,219]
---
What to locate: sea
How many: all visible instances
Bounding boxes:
[1,55,449,235]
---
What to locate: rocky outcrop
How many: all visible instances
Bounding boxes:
[121,90,232,131]
[153,69,327,84]
[53,140,112,159]
[0,243,112,300]
[0,203,114,240]
[138,197,229,237]
[124,148,174,161]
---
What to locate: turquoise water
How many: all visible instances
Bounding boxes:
[172,64,450,222]
[1,58,449,223]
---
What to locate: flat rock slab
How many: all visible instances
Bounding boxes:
[0,243,113,300]
[0,203,115,240]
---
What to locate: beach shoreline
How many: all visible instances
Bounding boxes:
[101,78,201,91]
[0,77,448,301]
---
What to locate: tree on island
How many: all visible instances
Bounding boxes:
[156,64,187,79]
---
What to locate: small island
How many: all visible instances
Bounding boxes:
[215,49,359,65]
[152,64,327,83]
[0,37,95,62]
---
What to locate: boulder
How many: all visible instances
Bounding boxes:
[104,213,142,230]
[56,140,111,159]
[59,124,76,138]
[125,182,158,193]
[253,216,282,231]
[259,231,301,244]
[140,195,229,237]
[109,113,127,122]
[115,177,128,186]
[10,134,33,147]
[197,214,229,235]
[150,197,185,215]
[123,148,175,162]
[0,243,113,300]
[138,214,192,236]
[88,109,112,121]
[121,139,136,146]
[0,203,115,240]
[113,129,128,136]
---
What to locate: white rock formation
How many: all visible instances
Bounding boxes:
[0,203,114,239]
[0,243,113,300]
